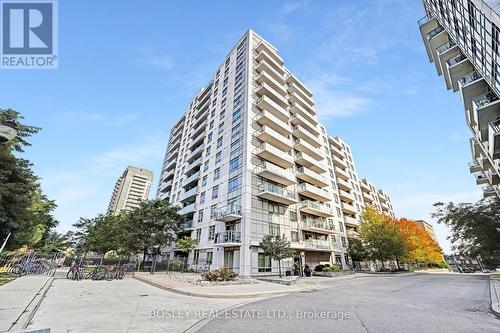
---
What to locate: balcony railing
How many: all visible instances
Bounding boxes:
[211,204,242,221]
[427,25,444,39]
[304,239,331,250]
[258,183,298,201]
[417,14,433,26]
[214,231,241,244]
[473,91,499,109]
[436,40,456,53]
[300,200,333,215]
[302,216,335,231]
[255,162,295,183]
[459,71,482,86]
[446,53,467,67]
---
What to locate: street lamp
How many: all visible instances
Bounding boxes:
[0,121,17,143]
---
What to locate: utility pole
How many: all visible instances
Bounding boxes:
[0,233,11,253]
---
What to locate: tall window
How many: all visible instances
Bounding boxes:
[212,185,219,199]
[228,176,240,192]
[258,253,272,272]
[214,167,221,180]
[208,225,215,241]
[196,228,201,241]
[269,223,280,236]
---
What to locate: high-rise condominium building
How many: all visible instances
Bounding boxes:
[108,166,153,215]
[157,30,395,276]
[415,220,439,243]
[418,0,500,199]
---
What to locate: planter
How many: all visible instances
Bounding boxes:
[312,271,354,277]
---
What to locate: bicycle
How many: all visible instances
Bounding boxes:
[66,260,84,281]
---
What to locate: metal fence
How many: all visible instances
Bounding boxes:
[147,256,213,274]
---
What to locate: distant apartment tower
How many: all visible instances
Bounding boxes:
[418,0,500,199]
[157,30,395,276]
[415,220,439,243]
[108,166,153,215]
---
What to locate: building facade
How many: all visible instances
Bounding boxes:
[107,166,153,215]
[157,30,394,276]
[415,219,439,243]
[419,0,500,199]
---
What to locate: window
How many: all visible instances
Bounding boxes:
[202,175,208,187]
[291,231,299,242]
[207,132,213,142]
[208,225,215,241]
[341,237,347,248]
[258,253,271,272]
[214,168,221,180]
[197,210,203,223]
[269,223,280,236]
[215,151,222,164]
[210,204,217,218]
[220,110,225,118]
[212,185,219,199]
[290,211,297,221]
[204,161,210,171]
[200,192,206,204]
[217,137,223,148]
[338,222,344,233]
[218,122,224,134]
[206,251,213,265]
[228,176,240,192]
[193,250,199,264]
[232,122,242,136]
[222,87,227,96]
[205,146,211,156]
[229,157,240,171]
[209,120,215,129]
[336,207,342,217]
[196,228,201,241]
[233,107,242,122]
[230,138,242,153]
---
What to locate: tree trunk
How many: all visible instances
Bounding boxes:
[100,253,105,266]
[396,259,400,270]
[381,260,385,271]
[278,259,282,277]
[141,248,147,271]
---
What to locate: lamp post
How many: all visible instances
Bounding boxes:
[0,121,17,143]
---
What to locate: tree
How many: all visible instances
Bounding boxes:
[121,199,183,268]
[359,208,405,270]
[259,234,294,277]
[347,237,367,269]
[0,108,57,249]
[432,199,500,265]
[175,237,198,255]
[87,214,121,265]
[38,230,72,253]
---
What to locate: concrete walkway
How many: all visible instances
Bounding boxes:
[490,274,500,317]
[0,275,53,332]
[134,272,355,298]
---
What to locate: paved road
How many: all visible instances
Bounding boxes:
[27,278,255,333]
[198,274,500,333]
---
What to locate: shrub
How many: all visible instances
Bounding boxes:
[201,267,239,281]
[314,264,324,272]
[322,266,341,272]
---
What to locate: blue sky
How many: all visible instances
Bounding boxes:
[0,0,482,253]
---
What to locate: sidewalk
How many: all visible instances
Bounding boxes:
[134,272,354,298]
[0,275,53,332]
[490,274,500,317]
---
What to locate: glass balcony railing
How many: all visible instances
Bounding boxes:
[436,39,456,53]
[446,53,467,67]
[427,25,444,39]
[473,92,499,109]
[459,71,482,86]
[417,14,432,26]
[214,231,241,244]
[301,200,333,215]
[258,182,298,200]
[211,204,242,220]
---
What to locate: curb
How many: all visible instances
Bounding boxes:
[490,276,500,318]
[133,275,317,299]
[9,276,54,331]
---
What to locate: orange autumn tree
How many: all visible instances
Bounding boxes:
[394,218,444,267]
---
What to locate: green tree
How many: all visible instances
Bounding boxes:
[175,237,198,255]
[121,199,183,269]
[359,208,405,270]
[432,199,500,264]
[347,236,367,269]
[38,230,72,253]
[87,214,121,265]
[259,234,294,277]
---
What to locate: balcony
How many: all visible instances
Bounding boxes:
[334,167,350,181]
[289,90,315,115]
[343,216,358,227]
[185,157,202,174]
[446,53,471,92]
[179,202,196,215]
[255,44,284,75]
[186,144,204,163]
[332,155,348,169]
[470,138,481,159]
[255,95,289,122]
[296,166,329,187]
[287,82,314,107]
[255,161,296,186]
[468,161,481,174]
[214,231,242,246]
[483,186,497,198]
[179,220,195,231]
[304,239,332,251]
[299,200,334,217]
[256,60,285,84]
[360,180,371,193]
[475,173,489,185]
[182,171,201,188]
[362,191,373,203]
[179,186,198,203]
[255,71,287,97]
[427,25,444,39]
[295,152,327,174]
[255,126,293,151]
[256,143,294,168]
[329,142,344,159]
[165,158,176,171]
[336,178,352,191]
[191,119,208,138]
[293,138,322,160]
[297,183,330,202]
[255,82,289,108]
[290,113,320,136]
[189,131,205,149]
[436,40,456,54]
[419,16,439,62]
[168,140,180,154]
[290,102,318,127]
[286,74,313,98]
[292,124,321,148]
[488,119,500,159]
[255,110,292,137]
[339,189,356,202]
[485,169,500,185]
[459,71,488,114]
[212,205,242,222]
[426,25,448,76]
[257,183,298,205]
[341,202,357,215]
[301,216,335,234]
[472,92,500,141]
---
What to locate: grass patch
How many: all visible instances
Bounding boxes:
[0,272,15,286]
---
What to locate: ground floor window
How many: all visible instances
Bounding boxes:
[258,253,272,272]
[206,251,213,265]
